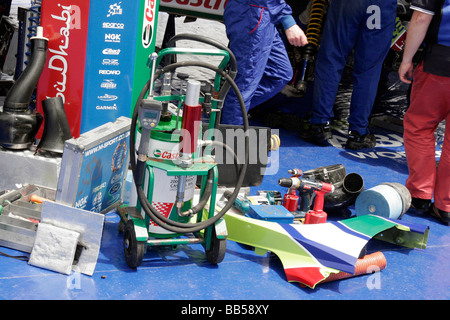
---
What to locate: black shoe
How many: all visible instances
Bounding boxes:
[411,197,432,212]
[345,131,376,150]
[428,204,450,226]
[299,122,332,145]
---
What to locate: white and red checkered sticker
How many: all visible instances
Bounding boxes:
[149,202,174,226]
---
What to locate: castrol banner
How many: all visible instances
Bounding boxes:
[160,0,228,21]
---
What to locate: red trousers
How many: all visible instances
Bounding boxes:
[403,63,450,212]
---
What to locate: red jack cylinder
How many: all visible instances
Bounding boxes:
[180,80,202,156]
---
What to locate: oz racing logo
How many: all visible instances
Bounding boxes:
[142,0,156,48]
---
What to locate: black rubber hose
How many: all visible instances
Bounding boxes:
[165,33,237,75]
[209,140,241,180]
[130,61,248,234]
[180,139,241,217]
[184,169,215,216]
[164,33,238,129]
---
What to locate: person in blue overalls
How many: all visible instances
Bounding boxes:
[221,0,308,125]
[299,0,397,150]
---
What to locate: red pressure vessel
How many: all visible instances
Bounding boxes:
[180,80,202,155]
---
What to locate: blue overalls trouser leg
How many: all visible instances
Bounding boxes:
[221,4,293,125]
[311,0,397,135]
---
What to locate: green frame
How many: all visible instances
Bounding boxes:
[125,45,230,251]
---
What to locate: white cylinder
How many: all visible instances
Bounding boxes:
[185,80,201,106]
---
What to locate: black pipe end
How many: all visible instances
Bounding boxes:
[0,111,43,150]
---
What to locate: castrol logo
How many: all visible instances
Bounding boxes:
[142,0,156,48]
[153,149,179,160]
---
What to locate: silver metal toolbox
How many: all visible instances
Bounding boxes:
[0,185,56,253]
[0,148,61,191]
[56,116,131,213]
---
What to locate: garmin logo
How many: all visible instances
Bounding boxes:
[96,104,118,110]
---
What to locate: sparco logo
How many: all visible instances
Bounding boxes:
[142,0,156,48]
[102,22,125,29]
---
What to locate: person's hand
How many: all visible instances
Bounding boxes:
[285,24,308,47]
[398,60,414,84]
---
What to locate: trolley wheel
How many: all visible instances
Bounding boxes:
[118,218,125,233]
[205,227,226,265]
[123,219,145,268]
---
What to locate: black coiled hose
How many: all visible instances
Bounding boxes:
[164,33,238,128]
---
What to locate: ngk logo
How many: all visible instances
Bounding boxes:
[105,33,121,43]
[142,0,156,48]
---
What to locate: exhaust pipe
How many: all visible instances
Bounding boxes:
[0,26,48,150]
